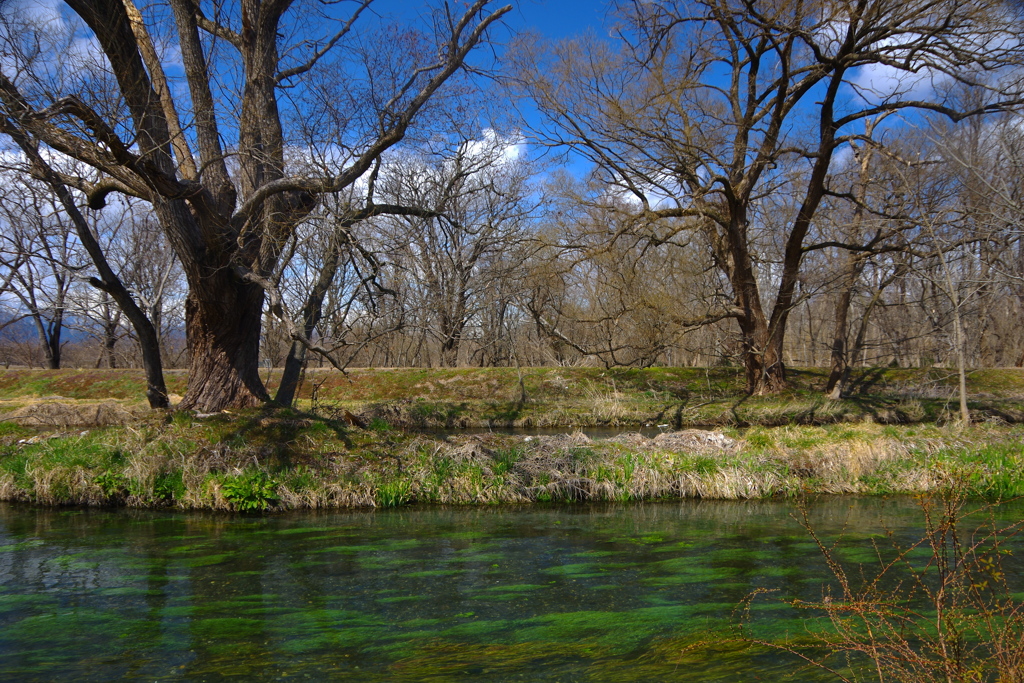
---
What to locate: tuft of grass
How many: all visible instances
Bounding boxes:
[375,479,413,507]
[220,471,279,512]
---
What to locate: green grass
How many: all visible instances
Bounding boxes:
[2,368,1024,510]
[3,366,1024,429]
[296,366,1024,428]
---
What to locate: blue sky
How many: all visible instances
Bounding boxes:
[506,0,609,39]
[367,0,607,42]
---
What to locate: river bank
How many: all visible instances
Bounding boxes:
[3,365,1024,428]
[1,404,1021,510]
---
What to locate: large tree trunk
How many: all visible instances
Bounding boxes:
[757,330,788,395]
[178,276,269,412]
[825,255,863,399]
[725,210,787,395]
[736,311,788,395]
[32,313,61,370]
[737,312,782,395]
[439,334,461,367]
[438,315,466,368]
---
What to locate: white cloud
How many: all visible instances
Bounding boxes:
[465,128,526,164]
[815,10,1021,106]
[1,0,108,83]
[828,144,855,173]
[846,62,943,104]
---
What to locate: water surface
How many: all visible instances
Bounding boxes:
[1,497,1017,681]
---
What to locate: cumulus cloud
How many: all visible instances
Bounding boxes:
[847,64,941,103]
[465,128,526,163]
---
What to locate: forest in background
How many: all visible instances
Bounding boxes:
[1,0,1023,411]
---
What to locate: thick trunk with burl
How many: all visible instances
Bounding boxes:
[178,274,269,412]
[738,312,787,395]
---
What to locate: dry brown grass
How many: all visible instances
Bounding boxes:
[25,464,105,505]
[1,413,1021,510]
[1,401,141,428]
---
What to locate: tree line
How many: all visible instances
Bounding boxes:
[0,0,1022,412]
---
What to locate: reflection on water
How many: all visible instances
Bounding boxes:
[0,497,1019,681]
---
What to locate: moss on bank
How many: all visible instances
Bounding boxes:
[3,366,1024,428]
[0,407,1021,511]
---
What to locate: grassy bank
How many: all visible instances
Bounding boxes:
[1,405,1022,510]
[3,365,1024,428]
[2,366,1024,510]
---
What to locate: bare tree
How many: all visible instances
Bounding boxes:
[373,133,536,367]
[0,113,177,405]
[0,171,82,369]
[514,0,1024,393]
[269,175,428,406]
[0,0,510,411]
[522,189,730,368]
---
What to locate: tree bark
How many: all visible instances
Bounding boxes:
[102,308,118,369]
[438,303,467,368]
[273,240,341,408]
[32,313,62,370]
[826,255,863,399]
[179,274,269,412]
[439,329,463,367]
[724,210,786,395]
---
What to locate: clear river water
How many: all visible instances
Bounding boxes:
[1,496,1020,681]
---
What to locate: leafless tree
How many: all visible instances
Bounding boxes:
[514,0,1024,393]
[372,133,536,367]
[0,0,511,411]
[522,187,730,368]
[0,171,83,369]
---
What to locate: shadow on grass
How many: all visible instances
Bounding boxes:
[846,367,891,395]
[203,404,353,467]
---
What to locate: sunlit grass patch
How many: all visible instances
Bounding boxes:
[1,404,1024,509]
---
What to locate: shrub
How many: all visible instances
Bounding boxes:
[745,488,1024,682]
[221,471,279,511]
